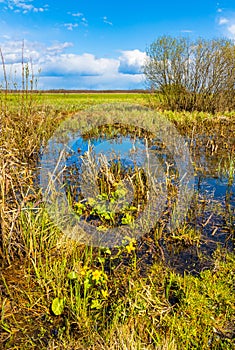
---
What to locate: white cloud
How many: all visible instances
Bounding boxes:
[102,16,113,26]
[33,7,44,13]
[217,8,223,13]
[41,53,119,77]
[216,13,235,39]
[180,30,193,33]
[1,34,11,39]
[81,17,88,26]
[67,12,88,27]
[219,17,229,25]
[71,12,83,17]
[118,50,147,74]
[228,24,235,36]
[64,23,78,31]
[0,40,40,63]
[46,42,73,52]
[2,0,48,13]
[0,39,146,90]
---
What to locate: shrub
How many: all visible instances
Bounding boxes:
[144,36,235,112]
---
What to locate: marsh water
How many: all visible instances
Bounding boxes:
[41,120,234,274]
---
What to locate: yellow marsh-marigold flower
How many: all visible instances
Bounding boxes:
[80,266,88,276]
[92,269,103,282]
[126,242,135,254]
[101,289,109,298]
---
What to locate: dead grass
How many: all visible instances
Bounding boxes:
[0,91,234,349]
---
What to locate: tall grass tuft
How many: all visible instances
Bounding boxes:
[0,48,67,262]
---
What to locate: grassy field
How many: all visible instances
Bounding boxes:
[0,91,235,349]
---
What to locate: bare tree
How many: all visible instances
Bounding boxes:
[144,36,235,112]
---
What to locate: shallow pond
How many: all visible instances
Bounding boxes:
[40,117,234,274]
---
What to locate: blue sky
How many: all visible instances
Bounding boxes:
[0,0,235,90]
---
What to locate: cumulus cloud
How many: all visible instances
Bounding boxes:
[0,39,146,89]
[118,49,147,75]
[217,17,235,38]
[216,12,235,39]
[0,40,42,63]
[0,40,73,63]
[41,53,119,77]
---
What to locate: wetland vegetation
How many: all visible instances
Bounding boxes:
[0,42,235,348]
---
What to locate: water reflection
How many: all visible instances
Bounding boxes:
[40,120,234,273]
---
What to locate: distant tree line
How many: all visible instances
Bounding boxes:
[33,89,148,94]
[144,36,235,112]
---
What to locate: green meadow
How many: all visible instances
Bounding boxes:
[0,91,234,349]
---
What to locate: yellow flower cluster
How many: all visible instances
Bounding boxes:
[80,266,108,283]
[125,238,136,254]
[92,269,103,282]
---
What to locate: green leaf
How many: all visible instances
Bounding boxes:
[67,271,78,280]
[51,297,66,316]
[84,278,91,290]
[121,213,134,225]
[97,257,105,264]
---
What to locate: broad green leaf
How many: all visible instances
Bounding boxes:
[67,271,78,280]
[51,297,66,316]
